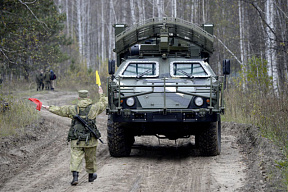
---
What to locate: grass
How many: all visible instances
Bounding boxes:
[223,88,288,148]
[223,87,288,190]
[0,93,40,138]
[0,76,103,138]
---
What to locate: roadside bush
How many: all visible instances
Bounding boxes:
[224,88,288,146]
[223,63,288,189]
[0,94,39,137]
[224,87,288,189]
[224,56,287,149]
[223,56,288,189]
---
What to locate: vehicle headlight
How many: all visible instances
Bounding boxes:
[194,97,204,106]
[126,97,135,106]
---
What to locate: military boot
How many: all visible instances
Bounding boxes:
[71,171,79,186]
[88,173,97,182]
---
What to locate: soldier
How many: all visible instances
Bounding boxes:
[43,87,107,185]
[44,68,51,90]
[35,69,44,91]
[50,69,56,91]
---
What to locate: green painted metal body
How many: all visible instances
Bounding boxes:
[107,18,226,139]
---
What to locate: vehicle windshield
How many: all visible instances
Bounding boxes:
[173,63,207,77]
[122,63,157,77]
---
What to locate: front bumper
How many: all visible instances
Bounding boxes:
[107,108,219,123]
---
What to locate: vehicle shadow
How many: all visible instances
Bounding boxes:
[130,141,201,159]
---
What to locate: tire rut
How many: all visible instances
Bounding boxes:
[1,91,248,192]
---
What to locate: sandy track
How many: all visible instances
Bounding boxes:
[0,91,258,192]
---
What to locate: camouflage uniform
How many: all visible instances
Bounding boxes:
[50,70,56,90]
[44,68,51,90]
[35,70,44,91]
[48,90,107,184]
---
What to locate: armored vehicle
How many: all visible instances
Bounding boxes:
[106,18,230,157]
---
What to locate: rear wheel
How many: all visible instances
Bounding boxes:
[107,119,134,157]
[197,120,221,156]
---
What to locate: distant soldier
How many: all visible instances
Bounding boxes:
[50,69,56,91]
[44,68,51,90]
[43,87,107,185]
[35,69,44,91]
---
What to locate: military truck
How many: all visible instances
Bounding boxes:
[106,18,230,157]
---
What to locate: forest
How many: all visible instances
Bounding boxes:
[0,0,287,94]
[1,0,288,188]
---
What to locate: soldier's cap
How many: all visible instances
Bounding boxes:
[78,90,89,98]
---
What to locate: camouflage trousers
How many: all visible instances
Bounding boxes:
[70,146,97,173]
[37,82,44,90]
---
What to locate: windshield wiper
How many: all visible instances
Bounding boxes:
[178,70,194,79]
[136,69,154,79]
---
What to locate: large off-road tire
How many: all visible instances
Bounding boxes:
[197,120,221,156]
[107,119,134,157]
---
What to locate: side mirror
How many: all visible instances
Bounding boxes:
[223,59,230,75]
[108,60,115,75]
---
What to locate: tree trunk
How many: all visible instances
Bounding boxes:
[238,0,246,89]
[191,0,194,22]
[86,0,91,68]
[156,0,163,18]
[77,0,83,62]
[130,0,136,24]
[101,0,105,64]
[138,0,144,23]
[265,0,279,96]
[172,0,177,18]
[142,0,146,21]
[202,0,205,23]
[65,0,69,36]
[108,0,114,59]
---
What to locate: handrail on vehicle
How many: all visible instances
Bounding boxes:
[108,76,225,113]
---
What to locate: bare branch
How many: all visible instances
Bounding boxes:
[249,2,278,39]
[18,0,49,31]
[241,0,288,44]
[146,0,154,6]
[273,1,288,20]
[23,0,37,4]
[0,48,17,64]
[213,35,243,66]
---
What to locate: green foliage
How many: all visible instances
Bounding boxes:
[247,56,272,93]
[224,88,288,189]
[276,160,288,190]
[240,56,272,93]
[224,55,288,189]
[276,160,288,169]
[0,0,69,79]
[224,58,288,149]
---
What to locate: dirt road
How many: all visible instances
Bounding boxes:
[0,91,283,191]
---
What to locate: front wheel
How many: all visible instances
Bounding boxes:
[197,120,221,156]
[107,119,134,157]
